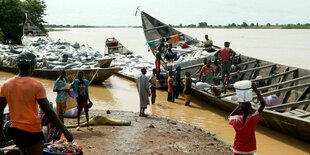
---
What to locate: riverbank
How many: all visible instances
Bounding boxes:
[65,110,232,155]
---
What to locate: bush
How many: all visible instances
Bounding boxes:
[0,31,4,43]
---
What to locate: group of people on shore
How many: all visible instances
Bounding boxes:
[146,36,267,155]
[0,51,96,154]
[136,66,193,117]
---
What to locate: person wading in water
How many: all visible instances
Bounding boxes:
[0,52,73,155]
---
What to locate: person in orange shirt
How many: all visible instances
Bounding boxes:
[167,71,174,102]
[0,52,73,155]
[195,58,214,83]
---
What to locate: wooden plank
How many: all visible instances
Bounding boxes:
[281,69,298,103]
[259,75,310,91]
[220,75,310,98]
[238,60,258,67]
[144,25,168,32]
[108,45,123,49]
[181,59,258,72]
[266,99,310,110]
[252,68,298,83]
[218,64,275,81]
[266,65,277,85]
[253,83,310,98]
[249,63,260,80]
[231,64,275,76]
[298,113,310,118]
[296,87,310,110]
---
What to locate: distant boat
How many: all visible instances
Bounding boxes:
[105,37,167,88]
[21,13,50,46]
[105,37,133,55]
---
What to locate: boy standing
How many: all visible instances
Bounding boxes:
[167,71,174,102]
[183,72,192,106]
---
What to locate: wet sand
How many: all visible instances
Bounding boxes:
[66,110,232,155]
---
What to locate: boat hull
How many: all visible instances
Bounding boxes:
[189,54,310,142]
[0,65,121,84]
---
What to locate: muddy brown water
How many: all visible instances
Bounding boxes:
[0,71,309,155]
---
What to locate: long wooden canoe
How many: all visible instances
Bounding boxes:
[140,11,310,142]
[140,11,220,72]
[0,65,122,84]
[189,55,310,142]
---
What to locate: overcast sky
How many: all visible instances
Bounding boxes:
[44,0,310,26]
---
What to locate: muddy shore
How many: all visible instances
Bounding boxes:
[65,110,232,155]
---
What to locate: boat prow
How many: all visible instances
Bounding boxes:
[22,13,50,46]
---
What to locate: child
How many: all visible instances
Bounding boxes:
[183,72,192,106]
[167,71,174,102]
[71,71,93,131]
[228,83,266,155]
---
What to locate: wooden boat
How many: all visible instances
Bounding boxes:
[104,37,143,80]
[97,58,113,68]
[21,13,50,46]
[104,37,136,81]
[104,37,167,88]
[140,11,220,72]
[0,65,122,84]
[188,55,310,142]
[105,37,132,55]
[140,12,310,142]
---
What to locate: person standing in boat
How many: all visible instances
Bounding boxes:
[228,83,266,155]
[155,39,166,77]
[136,68,151,116]
[149,68,157,104]
[53,70,69,123]
[167,70,175,102]
[202,34,214,52]
[0,52,73,155]
[215,41,236,85]
[165,44,176,62]
[173,66,182,99]
[183,72,192,106]
[71,71,93,131]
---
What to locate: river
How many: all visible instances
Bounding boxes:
[1,28,310,155]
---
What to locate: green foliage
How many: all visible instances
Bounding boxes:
[170,22,310,29]
[0,30,4,43]
[22,0,47,33]
[198,22,207,27]
[0,0,24,43]
[0,0,46,44]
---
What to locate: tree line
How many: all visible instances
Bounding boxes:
[0,0,46,44]
[172,22,310,29]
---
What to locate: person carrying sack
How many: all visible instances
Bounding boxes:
[71,71,93,131]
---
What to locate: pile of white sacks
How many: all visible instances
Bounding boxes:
[0,38,104,70]
[170,45,213,70]
[107,52,155,79]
